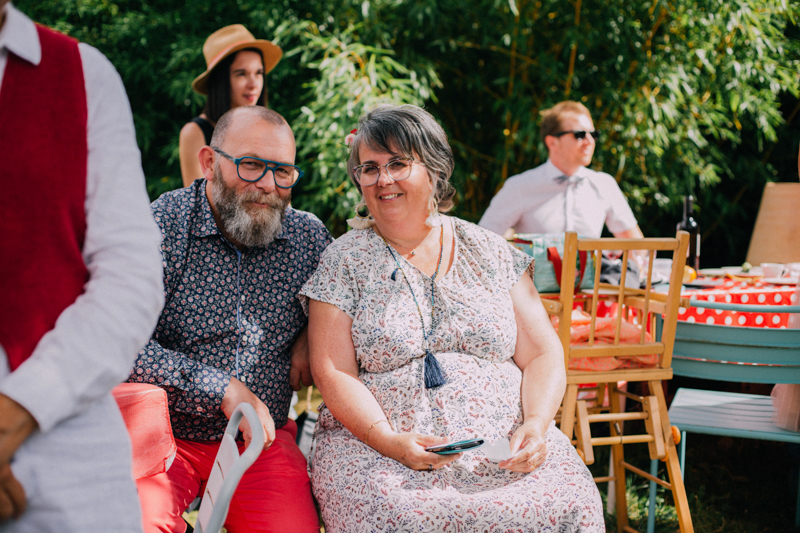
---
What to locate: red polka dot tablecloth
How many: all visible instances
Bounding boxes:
[678,280,799,328]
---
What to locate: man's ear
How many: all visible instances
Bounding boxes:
[199,146,216,181]
[544,134,558,152]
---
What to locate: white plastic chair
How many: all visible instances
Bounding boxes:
[194,403,265,533]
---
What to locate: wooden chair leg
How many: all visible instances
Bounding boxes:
[609,383,629,532]
[649,381,694,533]
[642,395,666,460]
[574,400,594,465]
[560,384,579,440]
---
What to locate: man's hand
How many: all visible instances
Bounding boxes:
[0,395,37,466]
[221,377,275,450]
[0,463,26,522]
[0,394,38,522]
[288,327,313,392]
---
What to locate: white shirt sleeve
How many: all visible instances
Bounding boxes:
[600,176,639,235]
[0,44,164,433]
[478,178,524,236]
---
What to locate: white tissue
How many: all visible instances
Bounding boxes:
[481,438,520,462]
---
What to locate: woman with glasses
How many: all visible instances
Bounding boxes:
[299,104,602,532]
[179,24,282,187]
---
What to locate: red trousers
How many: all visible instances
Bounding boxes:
[137,420,319,533]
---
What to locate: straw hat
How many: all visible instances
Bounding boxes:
[191,24,283,95]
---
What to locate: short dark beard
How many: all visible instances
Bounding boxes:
[210,168,289,248]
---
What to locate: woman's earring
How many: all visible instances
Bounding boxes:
[347,200,375,229]
[425,196,442,228]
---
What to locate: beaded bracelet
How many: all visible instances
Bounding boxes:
[365,419,389,447]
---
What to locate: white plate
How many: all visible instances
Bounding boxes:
[763,277,799,285]
[683,279,725,289]
[698,268,728,278]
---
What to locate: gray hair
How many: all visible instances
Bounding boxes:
[346,104,456,212]
[211,106,291,148]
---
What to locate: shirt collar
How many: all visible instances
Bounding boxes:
[191,180,221,238]
[191,179,291,244]
[546,159,591,182]
[0,4,42,66]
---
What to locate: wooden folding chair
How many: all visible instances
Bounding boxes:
[540,231,693,533]
[194,403,264,533]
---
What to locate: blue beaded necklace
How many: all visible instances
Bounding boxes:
[379,225,448,389]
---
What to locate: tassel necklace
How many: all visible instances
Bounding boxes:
[379,224,448,389]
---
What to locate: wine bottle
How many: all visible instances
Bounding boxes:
[676,195,700,270]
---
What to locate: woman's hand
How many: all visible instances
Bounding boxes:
[374,431,462,471]
[499,419,548,473]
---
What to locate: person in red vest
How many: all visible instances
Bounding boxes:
[0,2,164,531]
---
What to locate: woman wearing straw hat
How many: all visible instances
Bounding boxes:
[179,24,282,187]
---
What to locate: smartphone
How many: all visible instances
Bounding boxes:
[425,438,485,455]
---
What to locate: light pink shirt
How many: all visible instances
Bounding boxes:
[479,160,638,238]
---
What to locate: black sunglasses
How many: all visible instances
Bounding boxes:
[552,130,600,141]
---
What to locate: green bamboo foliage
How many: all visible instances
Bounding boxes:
[272,20,441,235]
[24,0,800,260]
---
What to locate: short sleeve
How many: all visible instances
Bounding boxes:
[504,240,535,287]
[298,240,360,319]
[602,178,638,234]
[459,219,534,292]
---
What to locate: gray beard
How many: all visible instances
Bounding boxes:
[210,170,288,248]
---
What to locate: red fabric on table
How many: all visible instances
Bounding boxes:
[113,383,177,480]
[679,280,798,328]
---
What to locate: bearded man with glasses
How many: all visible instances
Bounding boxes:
[480,100,643,240]
[130,106,331,532]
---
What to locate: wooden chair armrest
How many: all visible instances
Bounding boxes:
[623,296,667,315]
[540,298,562,315]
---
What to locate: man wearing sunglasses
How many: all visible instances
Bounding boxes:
[479,100,643,240]
[130,106,331,532]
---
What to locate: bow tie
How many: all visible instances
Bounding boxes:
[554,174,585,185]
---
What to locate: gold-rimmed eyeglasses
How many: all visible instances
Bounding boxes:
[352,157,419,187]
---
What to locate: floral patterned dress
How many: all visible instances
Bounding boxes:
[299,218,603,532]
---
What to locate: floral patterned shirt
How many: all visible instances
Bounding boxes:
[129,179,332,441]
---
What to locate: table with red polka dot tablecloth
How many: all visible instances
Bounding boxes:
[678,280,799,328]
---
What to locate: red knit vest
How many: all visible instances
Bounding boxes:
[0,25,89,371]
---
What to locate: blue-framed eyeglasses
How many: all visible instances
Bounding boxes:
[212,147,304,189]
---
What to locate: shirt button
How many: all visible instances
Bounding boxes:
[241,295,246,303]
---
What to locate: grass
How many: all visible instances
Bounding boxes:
[588,433,800,533]
[295,385,324,418]
[588,378,800,533]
